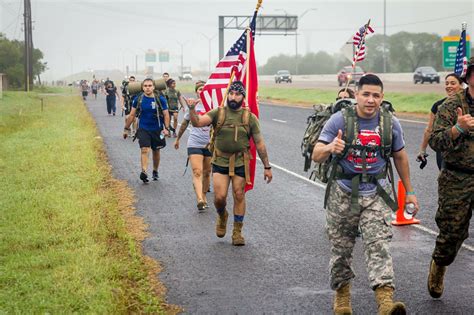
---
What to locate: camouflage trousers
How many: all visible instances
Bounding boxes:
[432,169,474,266]
[326,183,394,291]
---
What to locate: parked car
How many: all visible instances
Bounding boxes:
[413,67,440,84]
[274,70,292,83]
[337,66,365,86]
[179,72,193,81]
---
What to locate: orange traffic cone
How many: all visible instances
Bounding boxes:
[391,179,420,226]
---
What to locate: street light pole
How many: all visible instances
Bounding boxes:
[383,0,387,73]
[199,33,217,74]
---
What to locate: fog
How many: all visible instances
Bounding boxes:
[1,0,473,81]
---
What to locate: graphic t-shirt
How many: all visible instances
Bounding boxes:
[132,95,168,131]
[318,110,405,195]
[184,101,210,148]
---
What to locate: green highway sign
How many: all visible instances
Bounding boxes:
[442,35,471,69]
[159,51,170,63]
[145,50,156,63]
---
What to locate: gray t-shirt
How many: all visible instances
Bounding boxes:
[318,110,405,195]
[184,107,211,149]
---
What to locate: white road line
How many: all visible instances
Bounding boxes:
[257,159,474,253]
[398,118,427,125]
[272,119,287,123]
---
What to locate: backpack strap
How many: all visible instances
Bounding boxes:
[380,104,393,159]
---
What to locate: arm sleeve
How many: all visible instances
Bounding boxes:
[205,108,219,126]
[391,117,405,152]
[159,95,168,110]
[318,112,344,144]
[249,113,262,142]
[429,101,463,152]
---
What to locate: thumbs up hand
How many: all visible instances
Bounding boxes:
[456,107,474,132]
[330,129,346,154]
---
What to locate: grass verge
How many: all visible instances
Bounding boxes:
[258,86,444,114]
[0,91,177,313]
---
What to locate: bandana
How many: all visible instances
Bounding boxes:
[229,81,246,97]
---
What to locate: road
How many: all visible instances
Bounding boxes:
[86,94,473,314]
[260,80,444,94]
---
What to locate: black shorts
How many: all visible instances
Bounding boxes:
[92,89,98,95]
[136,129,166,151]
[82,91,88,97]
[188,147,212,157]
[212,164,245,178]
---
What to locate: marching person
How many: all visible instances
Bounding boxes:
[417,73,464,170]
[312,74,418,315]
[336,87,355,101]
[165,78,186,137]
[187,81,272,246]
[427,58,474,299]
[104,80,122,116]
[123,78,170,183]
[122,76,137,137]
[174,81,211,211]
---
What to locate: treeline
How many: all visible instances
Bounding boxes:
[259,31,474,75]
[0,33,47,88]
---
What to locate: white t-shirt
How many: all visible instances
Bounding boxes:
[183,103,211,148]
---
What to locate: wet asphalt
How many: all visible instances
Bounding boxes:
[85,94,473,314]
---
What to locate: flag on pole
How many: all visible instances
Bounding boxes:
[352,24,374,63]
[454,26,468,77]
[200,9,260,192]
[200,11,257,112]
[244,26,258,192]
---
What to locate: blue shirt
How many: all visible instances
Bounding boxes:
[132,94,168,131]
[318,110,405,195]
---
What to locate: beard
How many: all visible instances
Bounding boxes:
[227,99,243,110]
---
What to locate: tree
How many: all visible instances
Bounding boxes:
[0,33,47,88]
[389,32,442,72]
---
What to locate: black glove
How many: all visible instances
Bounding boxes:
[416,152,429,169]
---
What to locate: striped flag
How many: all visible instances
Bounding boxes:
[454,27,468,77]
[200,11,256,112]
[352,24,374,63]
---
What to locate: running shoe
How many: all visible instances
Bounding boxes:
[152,170,159,181]
[140,171,149,183]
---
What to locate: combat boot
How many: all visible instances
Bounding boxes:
[374,286,406,315]
[427,259,446,298]
[232,222,245,246]
[215,210,228,238]
[333,283,352,315]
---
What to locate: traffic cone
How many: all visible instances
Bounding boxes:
[391,179,420,226]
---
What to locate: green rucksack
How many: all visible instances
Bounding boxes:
[301,98,355,180]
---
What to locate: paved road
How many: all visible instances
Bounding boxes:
[260,80,444,94]
[86,94,473,314]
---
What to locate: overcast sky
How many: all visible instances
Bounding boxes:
[1,0,473,81]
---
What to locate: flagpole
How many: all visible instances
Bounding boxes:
[219,70,236,108]
[344,19,371,94]
[245,0,263,107]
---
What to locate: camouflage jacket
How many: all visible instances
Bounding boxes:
[429,89,474,170]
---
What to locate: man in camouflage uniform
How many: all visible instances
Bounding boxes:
[164,78,185,137]
[313,74,418,315]
[427,57,474,299]
[188,81,273,246]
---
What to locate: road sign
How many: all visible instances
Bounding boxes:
[442,35,471,69]
[145,49,156,63]
[159,51,170,63]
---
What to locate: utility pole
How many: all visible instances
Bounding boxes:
[23,0,34,91]
[383,0,387,73]
[23,0,30,91]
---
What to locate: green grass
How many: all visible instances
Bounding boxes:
[258,86,444,114]
[0,92,164,313]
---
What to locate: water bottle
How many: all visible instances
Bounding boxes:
[404,203,416,220]
[160,132,165,140]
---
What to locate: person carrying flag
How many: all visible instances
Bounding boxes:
[187,81,272,246]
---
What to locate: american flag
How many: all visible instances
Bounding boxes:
[352,24,374,63]
[454,27,467,77]
[200,11,257,112]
